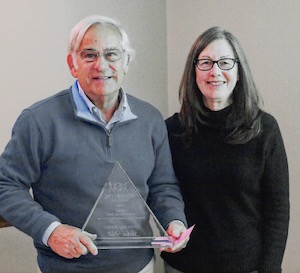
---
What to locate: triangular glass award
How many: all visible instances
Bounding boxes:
[81,162,173,249]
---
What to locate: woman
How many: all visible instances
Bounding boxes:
[161,27,289,273]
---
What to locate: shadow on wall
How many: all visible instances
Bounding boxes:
[0,226,37,273]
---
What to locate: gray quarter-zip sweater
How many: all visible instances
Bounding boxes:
[0,83,187,273]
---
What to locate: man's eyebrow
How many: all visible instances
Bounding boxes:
[82,47,121,52]
[81,48,97,52]
[105,47,122,51]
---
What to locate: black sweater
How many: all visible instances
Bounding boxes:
[162,108,289,273]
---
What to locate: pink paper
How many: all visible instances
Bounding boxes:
[152,224,195,248]
[171,224,195,245]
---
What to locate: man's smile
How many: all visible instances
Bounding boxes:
[92,76,113,80]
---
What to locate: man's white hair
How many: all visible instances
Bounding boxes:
[68,15,135,67]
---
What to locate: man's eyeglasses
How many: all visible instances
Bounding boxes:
[194,58,238,71]
[78,49,123,63]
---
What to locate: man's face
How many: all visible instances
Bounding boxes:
[68,25,128,104]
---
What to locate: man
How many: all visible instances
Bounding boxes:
[0,15,188,273]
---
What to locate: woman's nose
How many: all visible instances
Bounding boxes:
[209,62,222,76]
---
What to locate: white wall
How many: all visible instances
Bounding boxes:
[167,0,300,272]
[0,1,167,272]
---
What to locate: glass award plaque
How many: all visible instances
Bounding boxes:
[81,162,173,249]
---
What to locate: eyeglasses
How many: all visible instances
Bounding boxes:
[194,58,238,71]
[78,49,123,63]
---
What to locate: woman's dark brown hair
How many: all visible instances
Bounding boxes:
[179,26,262,144]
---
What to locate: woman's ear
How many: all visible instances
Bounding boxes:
[67,54,78,78]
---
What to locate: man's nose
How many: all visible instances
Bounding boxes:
[93,55,109,70]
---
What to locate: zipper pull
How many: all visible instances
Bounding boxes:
[108,131,113,147]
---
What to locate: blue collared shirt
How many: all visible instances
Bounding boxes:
[76,81,137,130]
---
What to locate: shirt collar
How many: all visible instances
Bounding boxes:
[72,81,137,128]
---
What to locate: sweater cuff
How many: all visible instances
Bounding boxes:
[42,221,61,246]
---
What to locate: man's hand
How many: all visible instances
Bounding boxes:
[47,224,98,259]
[161,220,189,253]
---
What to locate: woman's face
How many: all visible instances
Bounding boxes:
[195,39,238,111]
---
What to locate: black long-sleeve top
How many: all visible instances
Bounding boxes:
[162,107,289,273]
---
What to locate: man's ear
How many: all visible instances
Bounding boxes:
[67,54,78,78]
[124,55,130,74]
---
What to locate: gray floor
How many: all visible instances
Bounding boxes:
[0,227,164,273]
